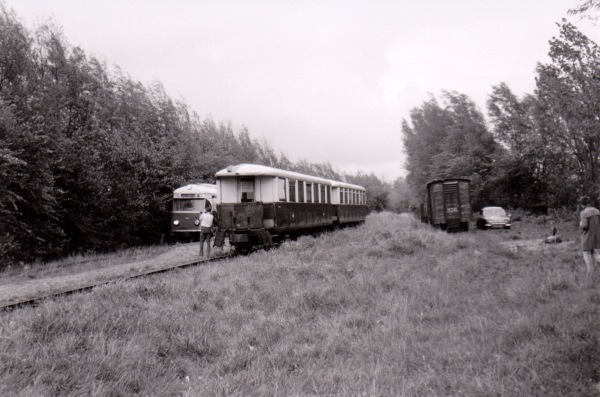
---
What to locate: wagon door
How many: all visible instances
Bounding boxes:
[429,182,445,226]
[458,180,472,224]
[443,181,461,229]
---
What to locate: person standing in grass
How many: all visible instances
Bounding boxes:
[579,196,600,278]
[199,207,215,257]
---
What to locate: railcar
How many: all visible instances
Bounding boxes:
[421,178,471,231]
[214,164,367,252]
[170,183,218,240]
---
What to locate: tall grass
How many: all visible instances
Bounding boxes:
[0,244,175,286]
[0,212,598,396]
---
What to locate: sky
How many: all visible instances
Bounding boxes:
[3,0,599,182]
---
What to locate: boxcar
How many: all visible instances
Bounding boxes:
[170,183,218,240]
[421,178,471,231]
[214,164,367,252]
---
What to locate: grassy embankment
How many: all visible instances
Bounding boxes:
[0,212,599,396]
[0,245,173,286]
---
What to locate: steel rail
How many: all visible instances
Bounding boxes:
[0,252,236,311]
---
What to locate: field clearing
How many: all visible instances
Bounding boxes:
[0,212,598,396]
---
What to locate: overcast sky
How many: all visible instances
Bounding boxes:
[3,0,598,181]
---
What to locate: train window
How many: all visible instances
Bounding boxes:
[298,180,305,203]
[344,189,348,204]
[320,185,325,204]
[289,180,296,202]
[278,178,286,201]
[173,198,205,211]
[327,186,331,204]
[340,189,344,204]
[306,183,313,203]
[240,177,254,202]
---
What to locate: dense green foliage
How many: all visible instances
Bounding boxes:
[402,91,505,210]
[489,20,600,208]
[0,5,389,264]
[403,21,600,213]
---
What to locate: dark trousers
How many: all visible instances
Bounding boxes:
[199,232,212,256]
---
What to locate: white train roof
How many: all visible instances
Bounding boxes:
[173,183,217,194]
[329,180,366,191]
[215,164,365,191]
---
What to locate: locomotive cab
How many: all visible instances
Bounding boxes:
[170,183,218,240]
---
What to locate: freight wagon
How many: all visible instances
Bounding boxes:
[421,178,471,231]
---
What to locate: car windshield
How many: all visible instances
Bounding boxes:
[483,207,506,217]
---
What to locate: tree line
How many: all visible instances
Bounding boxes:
[0,4,391,264]
[12,4,591,264]
[402,19,600,214]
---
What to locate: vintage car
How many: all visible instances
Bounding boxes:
[476,206,511,230]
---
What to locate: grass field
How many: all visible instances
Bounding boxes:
[1,211,599,396]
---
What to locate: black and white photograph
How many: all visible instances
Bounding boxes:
[1,0,600,395]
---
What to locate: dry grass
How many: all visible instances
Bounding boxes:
[0,245,173,286]
[0,212,599,396]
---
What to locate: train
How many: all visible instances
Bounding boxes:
[420,178,471,231]
[170,183,219,240]
[213,164,368,252]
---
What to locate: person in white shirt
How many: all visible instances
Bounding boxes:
[199,208,215,257]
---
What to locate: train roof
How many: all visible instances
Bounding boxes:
[328,180,366,191]
[215,164,365,191]
[426,178,470,187]
[173,183,217,194]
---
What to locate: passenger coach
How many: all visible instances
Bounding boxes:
[214,164,367,251]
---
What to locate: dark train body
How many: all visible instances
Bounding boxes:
[214,164,367,251]
[421,178,471,231]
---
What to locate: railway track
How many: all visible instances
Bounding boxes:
[0,245,235,310]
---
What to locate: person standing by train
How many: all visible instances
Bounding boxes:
[579,196,600,282]
[199,207,215,257]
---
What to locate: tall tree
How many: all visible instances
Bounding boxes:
[536,20,600,200]
[345,171,389,211]
[487,84,561,208]
[387,176,416,213]
[402,91,504,209]
[569,0,600,19]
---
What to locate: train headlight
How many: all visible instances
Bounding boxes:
[173,220,180,226]
[194,220,200,226]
